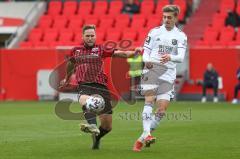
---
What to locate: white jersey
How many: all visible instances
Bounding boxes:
[143,24,187,83]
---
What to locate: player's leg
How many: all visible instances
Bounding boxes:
[213,82,219,102]
[133,67,159,152]
[144,94,170,148]
[92,104,112,150]
[91,85,113,149]
[150,99,169,131]
[133,91,155,152]
[78,84,104,135]
[91,114,112,150]
[140,94,155,140]
[201,82,207,103]
[80,100,99,135]
[232,83,240,104]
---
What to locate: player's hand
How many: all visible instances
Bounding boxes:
[145,62,153,69]
[134,47,143,53]
[160,54,171,64]
[134,47,143,57]
[59,78,69,89]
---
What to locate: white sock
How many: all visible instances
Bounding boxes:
[138,104,153,142]
[150,113,162,131]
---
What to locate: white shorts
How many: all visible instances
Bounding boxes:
[140,64,175,101]
[156,89,175,101]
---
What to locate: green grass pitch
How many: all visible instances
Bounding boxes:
[0,101,240,159]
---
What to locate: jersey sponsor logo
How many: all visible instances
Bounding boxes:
[158,45,174,54]
[156,38,161,41]
[172,39,178,45]
[145,36,151,45]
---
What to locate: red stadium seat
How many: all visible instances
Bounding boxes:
[237,5,240,15]
[43,28,59,34]
[84,17,99,27]
[211,18,225,32]
[28,31,43,42]
[219,32,235,43]
[155,0,170,14]
[96,32,106,43]
[52,14,68,20]
[48,1,62,15]
[93,1,109,15]
[33,41,50,48]
[19,41,33,48]
[212,12,227,20]
[220,0,235,13]
[74,33,82,42]
[77,1,93,15]
[133,40,143,47]
[173,0,186,21]
[30,28,43,35]
[73,27,83,36]
[132,14,148,20]
[194,40,211,47]
[227,40,240,47]
[42,32,59,42]
[58,32,74,42]
[121,31,137,41]
[52,19,68,28]
[39,15,52,21]
[107,27,123,35]
[235,31,240,41]
[99,14,116,20]
[99,18,115,28]
[140,0,155,15]
[203,31,219,44]
[105,32,122,42]
[37,18,53,28]
[68,19,84,29]
[146,18,161,29]
[137,32,148,43]
[108,0,122,15]
[130,18,146,28]
[62,1,78,16]
[114,15,130,28]
[137,27,150,36]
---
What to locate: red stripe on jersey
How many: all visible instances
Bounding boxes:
[69,43,114,86]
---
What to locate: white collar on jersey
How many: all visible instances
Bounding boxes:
[162,24,177,32]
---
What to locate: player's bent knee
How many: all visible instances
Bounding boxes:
[101,125,112,131]
[155,111,165,120]
[156,94,171,101]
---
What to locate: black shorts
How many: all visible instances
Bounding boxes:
[78,83,113,115]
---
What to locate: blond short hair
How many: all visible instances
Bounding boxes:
[162,5,180,17]
[82,25,96,34]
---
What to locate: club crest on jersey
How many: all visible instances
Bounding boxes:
[92,47,99,52]
[172,39,178,45]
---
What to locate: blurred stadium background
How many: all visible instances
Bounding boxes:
[0,0,239,102]
[0,0,240,158]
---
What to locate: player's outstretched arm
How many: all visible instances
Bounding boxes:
[112,47,143,58]
[59,60,75,89]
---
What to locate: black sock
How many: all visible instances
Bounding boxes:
[82,105,97,125]
[96,127,111,141]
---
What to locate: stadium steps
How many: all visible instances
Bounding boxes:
[183,0,221,46]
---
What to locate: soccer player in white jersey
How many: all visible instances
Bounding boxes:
[133,5,188,152]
